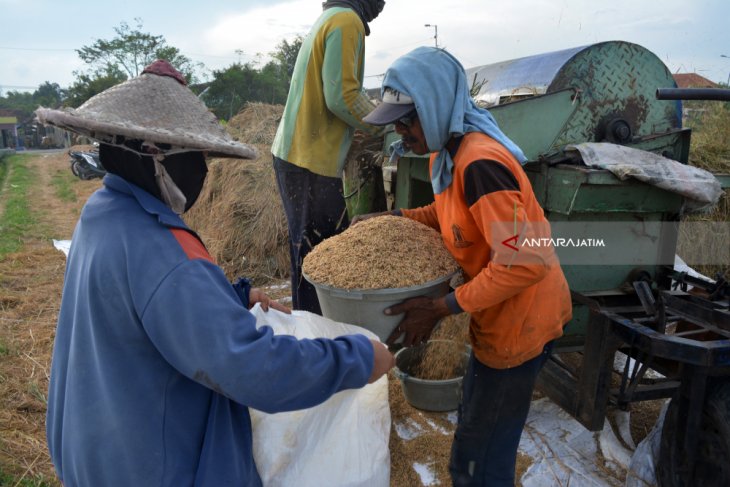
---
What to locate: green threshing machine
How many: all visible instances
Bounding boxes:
[368,41,730,485]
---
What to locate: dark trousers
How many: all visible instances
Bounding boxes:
[449,342,553,486]
[273,156,349,314]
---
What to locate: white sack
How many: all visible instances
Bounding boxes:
[249,304,391,487]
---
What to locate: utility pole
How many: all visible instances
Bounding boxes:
[722,54,730,86]
[424,24,439,48]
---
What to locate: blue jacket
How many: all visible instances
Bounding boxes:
[47,174,374,486]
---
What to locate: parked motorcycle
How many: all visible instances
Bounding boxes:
[69,145,105,180]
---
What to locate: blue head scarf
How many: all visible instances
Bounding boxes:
[383,47,526,194]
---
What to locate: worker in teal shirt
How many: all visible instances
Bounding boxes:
[37,60,394,487]
[271,0,386,314]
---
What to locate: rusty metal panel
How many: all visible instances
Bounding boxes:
[548,41,681,148]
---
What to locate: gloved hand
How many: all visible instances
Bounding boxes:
[367,339,395,383]
[385,296,451,347]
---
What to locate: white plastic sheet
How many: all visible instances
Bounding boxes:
[249,305,391,487]
[567,142,722,212]
[53,239,71,256]
[519,398,628,486]
[625,403,668,487]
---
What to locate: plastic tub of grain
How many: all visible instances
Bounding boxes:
[394,340,471,412]
[302,215,459,342]
[304,273,453,342]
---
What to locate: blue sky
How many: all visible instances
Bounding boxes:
[1,0,729,94]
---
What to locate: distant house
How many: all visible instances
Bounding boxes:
[0,114,18,150]
[673,73,719,89]
[671,73,720,123]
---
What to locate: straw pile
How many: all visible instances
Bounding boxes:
[302,215,458,289]
[184,103,289,282]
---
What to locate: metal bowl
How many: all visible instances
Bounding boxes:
[394,340,471,412]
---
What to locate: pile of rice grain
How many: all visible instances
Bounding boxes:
[302,215,457,290]
[413,340,468,381]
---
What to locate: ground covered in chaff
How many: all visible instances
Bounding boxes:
[0,149,100,485]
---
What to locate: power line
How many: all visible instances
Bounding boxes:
[0,45,239,60]
[0,46,75,52]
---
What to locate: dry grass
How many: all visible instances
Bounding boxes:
[0,150,100,485]
[679,102,730,281]
[686,102,730,173]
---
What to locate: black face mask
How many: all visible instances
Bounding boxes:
[160,152,208,212]
[100,142,208,213]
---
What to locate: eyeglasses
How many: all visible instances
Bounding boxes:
[396,110,418,127]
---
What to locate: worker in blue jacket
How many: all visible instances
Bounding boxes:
[36,60,394,487]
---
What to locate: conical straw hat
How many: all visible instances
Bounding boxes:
[36,60,257,159]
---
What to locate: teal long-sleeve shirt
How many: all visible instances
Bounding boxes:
[271,7,380,178]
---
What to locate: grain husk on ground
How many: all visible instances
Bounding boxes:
[302,215,458,290]
[0,150,100,486]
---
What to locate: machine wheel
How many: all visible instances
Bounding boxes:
[657,381,730,486]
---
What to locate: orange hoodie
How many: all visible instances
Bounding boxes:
[402,132,571,368]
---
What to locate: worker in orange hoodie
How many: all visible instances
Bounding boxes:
[359,47,572,486]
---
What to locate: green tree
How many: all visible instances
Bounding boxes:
[201,36,302,121]
[66,18,204,107]
[65,66,127,108]
[202,62,261,120]
[76,18,201,81]
[0,91,34,121]
[33,82,65,109]
[0,83,65,123]
[271,36,303,82]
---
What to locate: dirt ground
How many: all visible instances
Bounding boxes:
[0,150,663,486]
[0,150,99,484]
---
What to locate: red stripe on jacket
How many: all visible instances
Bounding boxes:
[169,228,214,263]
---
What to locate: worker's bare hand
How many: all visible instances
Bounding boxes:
[368,339,395,383]
[350,210,394,226]
[249,288,292,314]
[385,296,450,347]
